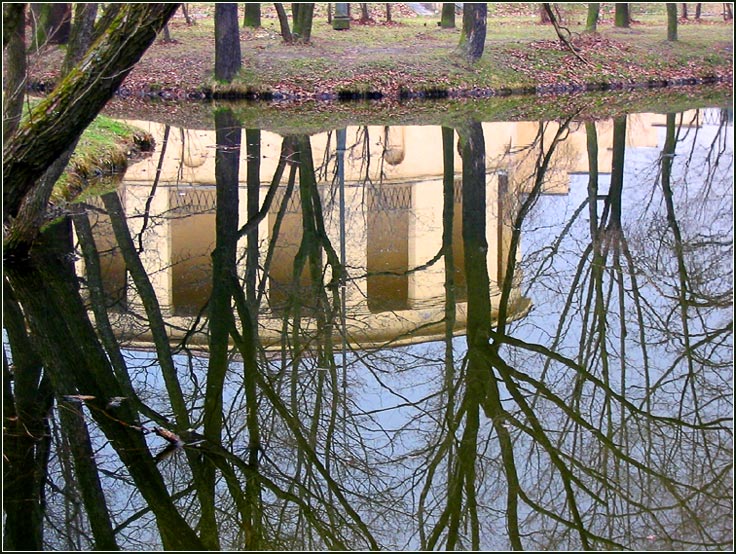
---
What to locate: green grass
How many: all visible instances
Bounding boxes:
[52,116,153,202]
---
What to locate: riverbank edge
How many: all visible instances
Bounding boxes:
[29,70,732,104]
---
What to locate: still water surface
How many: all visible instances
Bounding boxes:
[3,101,733,550]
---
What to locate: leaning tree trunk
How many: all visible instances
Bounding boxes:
[3,3,181,251]
[274,3,293,41]
[8,3,101,270]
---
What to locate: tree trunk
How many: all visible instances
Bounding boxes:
[539,3,552,23]
[681,3,689,18]
[667,3,679,41]
[246,129,261,307]
[2,4,26,142]
[2,289,53,552]
[459,3,487,63]
[244,2,261,27]
[274,3,293,41]
[386,3,392,22]
[292,2,315,42]
[614,3,630,27]
[695,3,702,19]
[7,3,101,259]
[30,3,72,48]
[3,4,180,249]
[441,3,456,28]
[360,2,370,22]
[586,3,600,32]
[161,23,172,42]
[215,3,241,82]
[57,399,119,550]
[4,242,205,551]
[181,3,194,25]
[332,2,350,29]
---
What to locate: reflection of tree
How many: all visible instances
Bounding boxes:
[4,233,205,550]
[492,112,732,549]
[4,111,731,550]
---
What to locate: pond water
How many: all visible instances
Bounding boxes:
[3,98,733,550]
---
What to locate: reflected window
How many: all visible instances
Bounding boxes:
[170,188,215,316]
[268,188,320,315]
[367,185,410,313]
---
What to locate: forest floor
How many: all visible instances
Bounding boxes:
[26,3,733,104]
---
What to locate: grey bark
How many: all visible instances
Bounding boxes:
[215,3,242,82]
[459,3,487,63]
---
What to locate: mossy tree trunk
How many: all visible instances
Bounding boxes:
[3,3,180,254]
[667,3,679,41]
[614,3,630,27]
[243,2,261,27]
[586,3,600,32]
[458,3,487,63]
[441,3,456,28]
[215,3,242,82]
[9,3,101,263]
[292,3,315,42]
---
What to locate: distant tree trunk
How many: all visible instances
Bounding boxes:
[614,3,630,27]
[215,3,241,82]
[161,23,172,42]
[441,3,456,28]
[586,3,600,32]
[386,3,392,22]
[694,3,702,19]
[274,3,293,41]
[459,3,487,63]
[243,2,261,27]
[667,3,678,40]
[327,2,332,23]
[62,3,98,75]
[681,3,689,18]
[292,3,315,42]
[181,3,194,25]
[30,3,72,48]
[724,3,732,20]
[539,3,552,23]
[3,3,26,142]
[360,2,370,22]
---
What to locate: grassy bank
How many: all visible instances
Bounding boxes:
[51,116,153,202]
[27,3,732,102]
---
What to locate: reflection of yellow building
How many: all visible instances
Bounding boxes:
[83,112,684,350]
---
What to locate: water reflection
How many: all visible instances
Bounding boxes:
[3,106,732,550]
